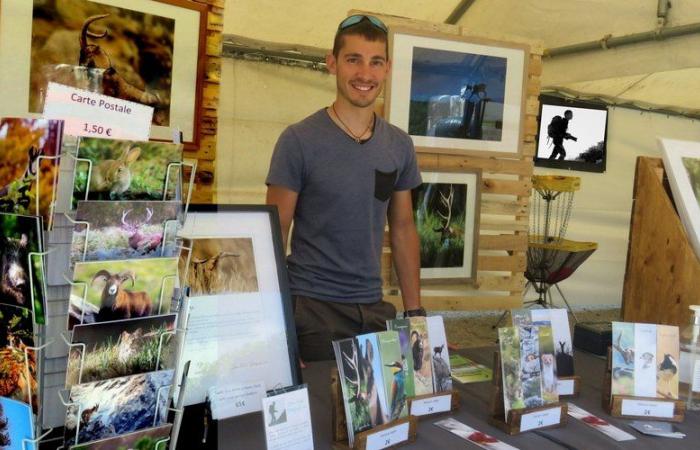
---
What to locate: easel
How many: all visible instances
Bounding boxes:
[602,347,685,422]
[330,367,418,449]
[489,352,568,435]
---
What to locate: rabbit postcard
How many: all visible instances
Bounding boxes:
[71,137,182,206]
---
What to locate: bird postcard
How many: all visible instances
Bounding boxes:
[377,330,408,420]
[0,304,38,413]
[386,318,415,397]
[71,200,181,264]
[0,397,36,450]
[68,257,178,330]
[497,327,525,418]
[656,325,680,399]
[66,314,177,389]
[634,323,657,397]
[71,137,181,207]
[408,317,434,395]
[611,322,635,396]
[67,424,172,450]
[427,315,452,392]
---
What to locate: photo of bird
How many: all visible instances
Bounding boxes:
[385,359,406,420]
[613,332,634,365]
[657,353,679,399]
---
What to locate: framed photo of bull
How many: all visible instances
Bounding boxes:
[174,204,301,409]
[412,170,481,283]
[0,0,207,149]
[386,27,528,157]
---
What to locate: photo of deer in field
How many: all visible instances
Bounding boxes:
[0,118,63,227]
[71,200,181,264]
[0,304,38,413]
[72,137,181,206]
[181,238,259,296]
[68,257,178,330]
[30,0,175,126]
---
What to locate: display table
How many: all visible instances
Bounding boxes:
[218,347,699,449]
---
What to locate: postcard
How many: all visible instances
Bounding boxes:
[435,418,519,449]
[634,323,657,397]
[64,370,174,446]
[0,304,38,413]
[68,424,172,450]
[510,309,532,327]
[0,117,63,227]
[67,314,177,388]
[656,325,680,399]
[537,326,559,404]
[71,201,181,264]
[377,331,407,420]
[356,333,391,425]
[567,403,636,441]
[68,257,178,329]
[525,309,574,377]
[497,327,524,418]
[611,322,635,396]
[0,213,46,324]
[0,397,36,450]
[518,325,544,408]
[262,386,314,450]
[426,316,452,393]
[450,354,492,383]
[408,317,434,395]
[180,237,259,296]
[386,319,415,397]
[72,137,182,205]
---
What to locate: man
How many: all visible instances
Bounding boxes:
[547,109,577,160]
[266,15,424,362]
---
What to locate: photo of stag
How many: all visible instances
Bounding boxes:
[72,137,182,205]
[68,257,178,330]
[0,304,38,413]
[0,118,63,227]
[67,314,177,389]
[0,213,46,324]
[71,200,181,264]
[181,238,259,296]
[30,0,175,125]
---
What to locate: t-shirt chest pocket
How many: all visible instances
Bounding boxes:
[374,169,397,202]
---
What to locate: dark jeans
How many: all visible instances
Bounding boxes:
[293,295,397,361]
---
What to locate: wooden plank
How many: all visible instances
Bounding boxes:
[428,155,534,176]
[207,10,224,32]
[475,274,525,291]
[479,219,529,232]
[202,82,219,109]
[417,153,439,167]
[478,234,528,252]
[206,30,223,57]
[527,75,541,97]
[205,57,222,83]
[482,177,531,196]
[478,254,527,272]
[384,294,522,311]
[481,199,529,216]
[523,142,536,157]
[528,55,543,76]
[526,96,540,116]
[185,135,217,161]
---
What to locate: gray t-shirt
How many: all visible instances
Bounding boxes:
[266,109,422,303]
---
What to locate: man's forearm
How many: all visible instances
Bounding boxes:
[390,225,421,311]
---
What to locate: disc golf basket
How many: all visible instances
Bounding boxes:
[495,175,597,327]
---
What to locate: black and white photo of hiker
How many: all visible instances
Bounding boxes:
[537,103,607,164]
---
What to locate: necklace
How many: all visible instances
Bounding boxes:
[331,103,374,143]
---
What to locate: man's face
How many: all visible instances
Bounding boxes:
[326,34,390,108]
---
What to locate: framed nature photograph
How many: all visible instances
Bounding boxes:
[411,170,481,283]
[175,205,300,407]
[386,28,528,157]
[0,0,207,148]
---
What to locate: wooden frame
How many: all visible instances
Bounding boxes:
[413,169,481,284]
[0,0,207,150]
[385,26,529,158]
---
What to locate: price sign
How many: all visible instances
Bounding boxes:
[409,394,452,416]
[519,406,562,432]
[557,379,575,396]
[208,382,266,420]
[365,422,410,450]
[43,82,153,141]
[620,399,674,418]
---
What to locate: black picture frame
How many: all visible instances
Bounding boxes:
[534,95,609,173]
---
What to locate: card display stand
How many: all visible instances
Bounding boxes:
[330,367,418,449]
[602,347,685,423]
[489,352,567,435]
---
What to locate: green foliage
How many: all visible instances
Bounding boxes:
[414,210,465,268]
[682,157,700,203]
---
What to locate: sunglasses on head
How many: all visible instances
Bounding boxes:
[337,15,388,33]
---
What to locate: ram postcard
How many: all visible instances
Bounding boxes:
[67,314,177,388]
[68,257,178,329]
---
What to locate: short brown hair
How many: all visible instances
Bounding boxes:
[332,20,388,58]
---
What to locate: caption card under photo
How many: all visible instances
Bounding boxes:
[208,382,266,420]
[262,386,314,450]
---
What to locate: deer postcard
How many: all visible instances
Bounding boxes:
[71,200,181,264]
[0,118,63,228]
[66,314,177,389]
[68,257,178,330]
[0,304,38,414]
[426,315,452,393]
[72,137,182,206]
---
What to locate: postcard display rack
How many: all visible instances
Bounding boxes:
[53,133,196,450]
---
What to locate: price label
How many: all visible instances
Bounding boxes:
[557,379,575,396]
[208,382,266,420]
[365,422,410,450]
[519,406,562,432]
[409,394,452,416]
[620,399,674,418]
[43,82,153,141]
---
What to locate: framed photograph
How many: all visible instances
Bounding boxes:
[660,138,700,260]
[175,204,301,407]
[411,170,480,283]
[386,27,528,157]
[535,95,608,173]
[0,0,207,149]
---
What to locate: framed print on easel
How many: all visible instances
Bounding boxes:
[385,27,528,157]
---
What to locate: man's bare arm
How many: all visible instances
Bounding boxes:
[388,189,421,311]
[266,185,299,251]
